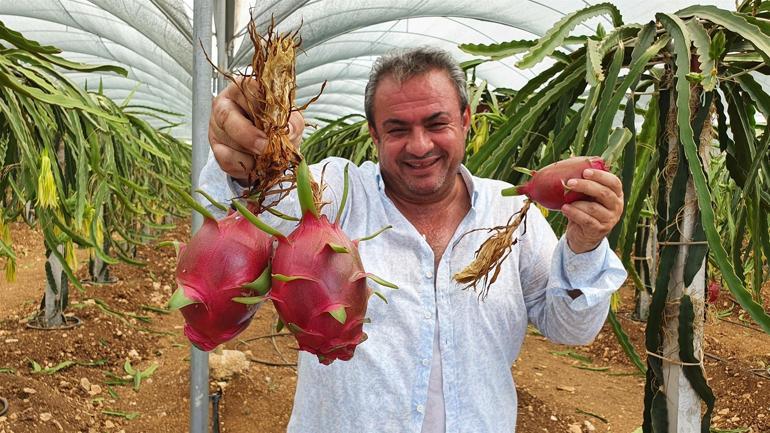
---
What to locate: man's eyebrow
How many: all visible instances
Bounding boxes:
[381,112,451,128]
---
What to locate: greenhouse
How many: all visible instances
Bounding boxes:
[1,1,769,432]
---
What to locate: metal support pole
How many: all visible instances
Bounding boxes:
[191,0,213,432]
[214,0,227,92]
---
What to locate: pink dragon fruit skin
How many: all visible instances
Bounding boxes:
[269,212,371,365]
[174,210,272,351]
[514,156,608,210]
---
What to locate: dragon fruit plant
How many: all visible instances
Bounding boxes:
[232,161,396,365]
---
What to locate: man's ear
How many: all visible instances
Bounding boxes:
[462,105,471,135]
[368,124,379,145]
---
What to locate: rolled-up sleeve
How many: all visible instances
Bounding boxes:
[519,206,627,345]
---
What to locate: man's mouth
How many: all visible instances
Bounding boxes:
[403,156,440,170]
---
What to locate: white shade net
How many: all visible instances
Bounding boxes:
[0,0,736,139]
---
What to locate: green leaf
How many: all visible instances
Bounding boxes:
[272,273,316,283]
[372,290,388,304]
[335,163,350,224]
[516,3,623,69]
[328,306,347,324]
[242,266,271,295]
[167,286,199,310]
[230,199,283,238]
[356,225,392,242]
[367,273,398,289]
[232,296,265,305]
[327,243,350,253]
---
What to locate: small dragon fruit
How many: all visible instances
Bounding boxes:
[169,195,272,352]
[258,161,395,365]
[503,156,608,210]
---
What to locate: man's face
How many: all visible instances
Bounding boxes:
[368,69,470,203]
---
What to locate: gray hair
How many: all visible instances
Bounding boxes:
[364,47,468,127]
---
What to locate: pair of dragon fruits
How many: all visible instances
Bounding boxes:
[169,161,394,365]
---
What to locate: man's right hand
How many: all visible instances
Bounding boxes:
[208,77,305,182]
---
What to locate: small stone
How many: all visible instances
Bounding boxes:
[80,377,92,392]
[718,408,730,415]
[39,413,53,422]
[104,420,115,429]
[584,420,596,431]
[128,349,140,359]
[550,415,558,421]
[3,339,18,344]
[557,385,576,393]
[568,423,582,433]
[88,385,102,396]
[152,282,161,290]
[22,387,36,395]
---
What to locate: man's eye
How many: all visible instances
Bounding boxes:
[387,129,406,135]
[428,123,449,130]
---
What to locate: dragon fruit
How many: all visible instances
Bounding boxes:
[261,161,395,365]
[502,156,608,210]
[169,198,272,352]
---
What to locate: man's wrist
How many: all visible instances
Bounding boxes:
[566,237,602,254]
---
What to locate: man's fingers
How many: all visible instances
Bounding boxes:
[210,97,266,154]
[583,169,623,197]
[210,140,254,181]
[565,175,623,210]
[567,200,614,225]
[562,203,604,232]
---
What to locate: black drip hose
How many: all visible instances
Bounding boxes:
[209,387,222,433]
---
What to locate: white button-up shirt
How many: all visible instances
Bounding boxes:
[199,154,627,433]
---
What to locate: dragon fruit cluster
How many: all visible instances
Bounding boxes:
[169,162,394,364]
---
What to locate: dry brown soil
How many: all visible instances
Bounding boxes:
[1,221,769,433]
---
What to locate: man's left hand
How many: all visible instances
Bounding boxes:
[561,168,624,254]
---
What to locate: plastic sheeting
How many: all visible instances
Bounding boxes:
[0,0,737,138]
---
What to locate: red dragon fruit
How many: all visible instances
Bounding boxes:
[256,161,395,365]
[502,156,608,210]
[169,197,273,352]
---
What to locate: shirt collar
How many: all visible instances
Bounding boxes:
[374,163,479,209]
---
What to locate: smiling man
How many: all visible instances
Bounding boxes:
[200,47,627,433]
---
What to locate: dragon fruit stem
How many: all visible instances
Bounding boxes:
[230,199,284,238]
[335,163,350,224]
[171,184,215,221]
[328,243,350,253]
[297,159,319,218]
[194,188,228,212]
[501,185,525,197]
[272,273,319,283]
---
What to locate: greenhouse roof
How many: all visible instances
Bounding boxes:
[0,0,736,139]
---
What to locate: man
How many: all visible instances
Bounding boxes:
[201,47,627,432]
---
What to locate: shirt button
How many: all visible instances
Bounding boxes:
[425,270,433,279]
[422,358,430,366]
[567,264,577,273]
[416,404,425,414]
[424,310,432,319]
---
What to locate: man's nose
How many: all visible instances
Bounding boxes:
[406,128,433,156]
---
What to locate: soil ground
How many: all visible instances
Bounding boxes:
[1,221,769,433]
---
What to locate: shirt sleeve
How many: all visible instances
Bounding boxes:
[517,204,627,345]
